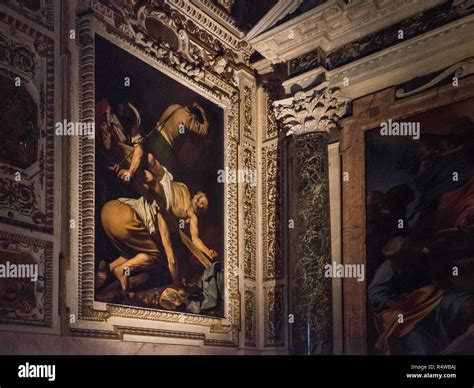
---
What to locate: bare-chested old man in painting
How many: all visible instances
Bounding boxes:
[93,35,224,315]
[95,100,219,301]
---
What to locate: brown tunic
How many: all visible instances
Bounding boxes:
[101,199,161,262]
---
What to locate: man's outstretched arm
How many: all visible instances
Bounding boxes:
[189,214,217,259]
[157,212,180,286]
[117,143,144,181]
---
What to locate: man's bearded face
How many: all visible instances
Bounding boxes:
[193,194,208,214]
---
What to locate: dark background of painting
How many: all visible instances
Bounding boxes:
[364,98,474,353]
[94,35,224,311]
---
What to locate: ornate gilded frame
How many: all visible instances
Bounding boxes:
[66,1,243,347]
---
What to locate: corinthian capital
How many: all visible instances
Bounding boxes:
[272,86,349,136]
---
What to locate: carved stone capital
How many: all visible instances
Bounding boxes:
[273,86,349,136]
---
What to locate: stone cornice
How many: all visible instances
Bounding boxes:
[277,13,474,101]
[327,13,474,100]
[190,0,244,38]
[249,0,445,63]
[166,0,251,55]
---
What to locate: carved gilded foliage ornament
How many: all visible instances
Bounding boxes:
[273,86,349,136]
[243,85,253,139]
[244,285,256,347]
[85,0,243,90]
[262,142,282,281]
[242,143,256,281]
[264,285,284,347]
[265,95,279,140]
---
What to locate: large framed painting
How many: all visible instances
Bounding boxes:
[94,35,224,316]
[341,74,474,355]
[66,6,241,346]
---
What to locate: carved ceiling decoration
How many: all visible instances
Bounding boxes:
[3,0,55,30]
[246,1,303,41]
[249,0,448,65]
[325,0,474,70]
[189,0,242,35]
[89,0,251,91]
[324,13,474,102]
[270,0,474,79]
[288,49,323,78]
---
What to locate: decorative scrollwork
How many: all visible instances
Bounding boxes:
[244,285,256,346]
[262,143,282,280]
[243,143,256,280]
[264,286,284,347]
[396,57,474,98]
[84,0,240,89]
[0,32,36,75]
[243,86,253,139]
[273,86,348,136]
[265,95,278,140]
[0,231,53,327]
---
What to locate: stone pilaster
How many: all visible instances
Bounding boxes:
[273,86,348,354]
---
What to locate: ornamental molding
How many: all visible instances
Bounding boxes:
[244,284,257,347]
[279,13,474,103]
[249,0,445,63]
[2,0,55,31]
[396,57,474,98]
[242,142,257,280]
[81,0,247,90]
[273,85,349,136]
[192,0,240,34]
[327,14,474,100]
[0,231,53,328]
[264,285,284,347]
[166,0,252,60]
[261,142,282,280]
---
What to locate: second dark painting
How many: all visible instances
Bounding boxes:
[365,98,474,354]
